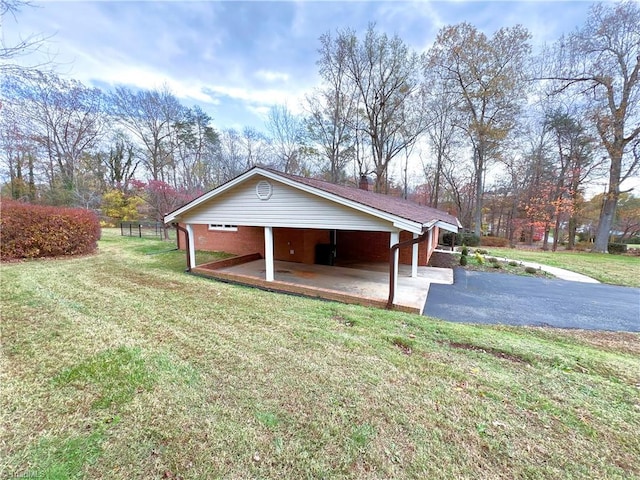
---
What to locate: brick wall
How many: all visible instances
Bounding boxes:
[398,230,429,266]
[335,230,429,266]
[430,226,440,257]
[178,224,266,257]
[178,225,330,264]
[178,224,438,266]
[274,228,330,264]
[336,231,388,263]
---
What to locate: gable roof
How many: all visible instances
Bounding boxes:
[164,167,461,232]
[271,169,460,229]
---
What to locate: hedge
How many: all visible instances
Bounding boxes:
[0,198,101,260]
[480,236,510,247]
[442,232,480,247]
[607,243,628,255]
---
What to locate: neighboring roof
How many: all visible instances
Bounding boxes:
[164,167,461,231]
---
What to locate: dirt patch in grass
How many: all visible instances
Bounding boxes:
[445,341,529,364]
[333,314,356,327]
[428,251,458,269]
[391,337,414,355]
[528,328,640,357]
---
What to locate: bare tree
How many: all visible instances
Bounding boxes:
[0,0,54,75]
[306,31,358,183]
[519,117,557,246]
[421,80,462,208]
[545,109,600,249]
[427,22,532,236]
[216,128,246,184]
[110,85,185,183]
[171,105,219,192]
[240,126,270,170]
[337,25,426,193]
[440,156,475,228]
[0,100,36,200]
[547,1,640,252]
[266,104,306,174]
[2,71,105,203]
[100,133,140,192]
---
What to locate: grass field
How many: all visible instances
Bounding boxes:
[483,247,640,287]
[1,230,639,479]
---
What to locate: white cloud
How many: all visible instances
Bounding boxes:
[206,83,306,109]
[255,69,290,83]
[246,104,272,121]
[67,50,220,105]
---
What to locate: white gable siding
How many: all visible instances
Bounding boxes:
[180,177,396,232]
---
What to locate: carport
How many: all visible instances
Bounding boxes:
[164,167,461,311]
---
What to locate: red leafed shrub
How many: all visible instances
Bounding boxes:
[0,198,101,260]
[480,236,510,247]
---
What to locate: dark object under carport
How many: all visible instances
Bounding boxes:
[315,243,335,266]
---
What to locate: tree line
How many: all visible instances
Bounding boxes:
[1,0,638,251]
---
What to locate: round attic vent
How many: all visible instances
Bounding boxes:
[256,180,273,200]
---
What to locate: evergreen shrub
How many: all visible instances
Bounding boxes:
[607,243,628,254]
[442,232,481,247]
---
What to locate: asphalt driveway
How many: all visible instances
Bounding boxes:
[424,268,640,332]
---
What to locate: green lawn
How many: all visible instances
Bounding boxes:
[483,247,640,287]
[1,230,639,479]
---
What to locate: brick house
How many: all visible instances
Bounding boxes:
[164,167,460,308]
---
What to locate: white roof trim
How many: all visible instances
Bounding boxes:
[164,168,426,234]
[435,220,460,233]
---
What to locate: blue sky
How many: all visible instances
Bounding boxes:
[4,0,595,131]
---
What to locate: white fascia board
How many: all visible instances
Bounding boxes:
[435,220,459,233]
[393,220,422,234]
[421,220,438,233]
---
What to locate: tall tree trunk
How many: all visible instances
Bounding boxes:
[594,149,623,252]
[567,217,578,250]
[594,192,618,252]
[28,154,35,201]
[542,223,550,251]
[552,216,561,251]
[433,152,442,209]
[473,147,484,238]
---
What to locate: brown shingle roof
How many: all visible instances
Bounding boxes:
[266,168,460,228]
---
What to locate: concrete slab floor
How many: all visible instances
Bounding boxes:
[195,259,453,314]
